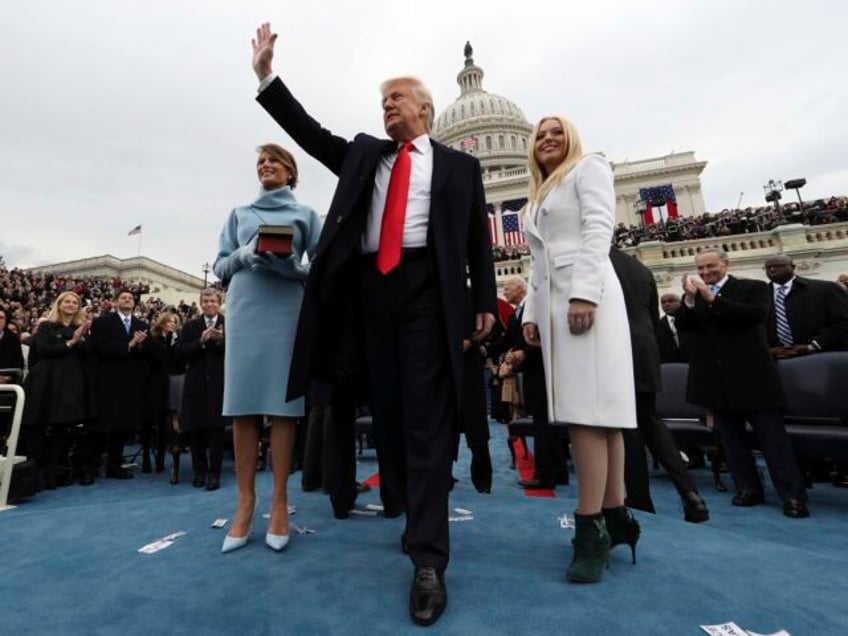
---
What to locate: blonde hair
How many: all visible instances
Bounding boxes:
[526,116,585,206]
[380,76,435,132]
[47,291,85,326]
[152,311,179,337]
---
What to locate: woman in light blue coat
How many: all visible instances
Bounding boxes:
[213,143,321,554]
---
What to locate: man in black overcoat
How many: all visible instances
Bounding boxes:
[89,289,149,478]
[608,247,708,523]
[178,290,225,491]
[251,23,497,626]
[675,248,808,518]
[764,254,848,485]
[763,255,848,356]
[656,293,690,363]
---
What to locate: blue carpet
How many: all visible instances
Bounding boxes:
[3,422,847,635]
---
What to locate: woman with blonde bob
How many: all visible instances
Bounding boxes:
[521,116,639,583]
[23,291,94,488]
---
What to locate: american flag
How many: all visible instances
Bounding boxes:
[460,136,477,151]
[127,224,142,236]
[639,184,678,225]
[501,210,525,246]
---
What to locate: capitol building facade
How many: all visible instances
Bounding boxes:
[432,43,848,295]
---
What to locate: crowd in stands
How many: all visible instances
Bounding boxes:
[0,266,200,338]
[613,197,848,249]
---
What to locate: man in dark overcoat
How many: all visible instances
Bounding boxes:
[89,289,149,478]
[178,289,225,490]
[251,23,496,626]
[764,254,848,485]
[656,293,690,363]
[676,248,808,518]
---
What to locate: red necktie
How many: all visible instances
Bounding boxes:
[376,142,414,274]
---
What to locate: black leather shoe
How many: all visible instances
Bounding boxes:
[383,504,406,519]
[355,481,371,494]
[192,473,206,488]
[732,490,764,507]
[519,478,555,490]
[205,474,220,491]
[475,485,492,494]
[105,467,134,480]
[682,491,709,523]
[783,498,810,518]
[79,473,95,486]
[409,567,447,627]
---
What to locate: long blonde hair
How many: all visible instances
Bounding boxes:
[46,291,86,326]
[526,116,584,206]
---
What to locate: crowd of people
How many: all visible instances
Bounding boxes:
[0,265,203,337]
[0,282,228,490]
[612,196,848,249]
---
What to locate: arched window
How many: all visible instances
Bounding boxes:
[485,136,492,150]
[470,102,475,115]
[510,135,516,149]
[498,135,504,149]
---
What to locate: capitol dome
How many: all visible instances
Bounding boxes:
[432,42,533,174]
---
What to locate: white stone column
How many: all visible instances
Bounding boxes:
[495,202,504,246]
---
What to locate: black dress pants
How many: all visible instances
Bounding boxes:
[360,252,456,572]
[531,412,567,485]
[625,391,698,512]
[714,408,805,501]
[190,428,224,478]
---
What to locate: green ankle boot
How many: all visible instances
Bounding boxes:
[566,512,611,583]
[603,506,641,564]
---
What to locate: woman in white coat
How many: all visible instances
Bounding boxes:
[522,116,639,583]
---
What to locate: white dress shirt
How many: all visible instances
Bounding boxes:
[772,276,795,304]
[361,134,433,253]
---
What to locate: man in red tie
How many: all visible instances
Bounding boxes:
[251,23,496,626]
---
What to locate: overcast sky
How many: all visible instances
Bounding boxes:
[2,0,845,280]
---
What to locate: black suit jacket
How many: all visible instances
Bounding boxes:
[766,276,848,351]
[89,312,149,431]
[656,315,690,363]
[178,315,225,431]
[257,78,497,403]
[609,247,661,393]
[676,276,782,411]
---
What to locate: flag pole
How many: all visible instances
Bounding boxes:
[137,231,142,257]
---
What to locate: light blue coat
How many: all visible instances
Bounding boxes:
[213,187,321,417]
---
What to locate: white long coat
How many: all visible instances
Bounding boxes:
[522,154,637,429]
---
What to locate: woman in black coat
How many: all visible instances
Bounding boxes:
[23,291,93,488]
[142,312,182,476]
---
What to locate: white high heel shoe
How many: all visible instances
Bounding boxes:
[222,501,257,554]
[265,532,290,552]
[266,506,290,552]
